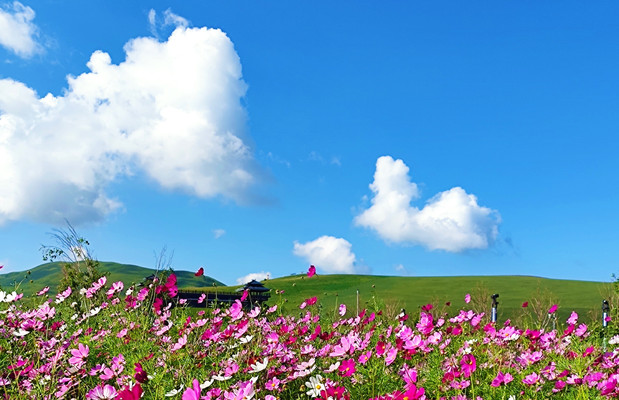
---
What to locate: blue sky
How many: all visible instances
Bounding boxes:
[0,1,617,284]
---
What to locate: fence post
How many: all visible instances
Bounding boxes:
[491,293,499,323]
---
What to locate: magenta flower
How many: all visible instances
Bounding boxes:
[522,372,540,385]
[265,377,281,391]
[567,311,578,325]
[339,358,356,377]
[69,343,89,367]
[182,379,201,400]
[464,293,471,304]
[307,265,316,277]
[339,304,346,316]
[548,304,558,314]
[491,371,513,387]
[117,383,143,400]
[460,354,476,378]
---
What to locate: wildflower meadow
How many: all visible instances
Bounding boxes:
[0,264,617,400]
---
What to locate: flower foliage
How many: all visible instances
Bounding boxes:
[0,270,616,400]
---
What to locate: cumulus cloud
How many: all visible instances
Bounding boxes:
[0,24,262,225]
[355,156,500,252]
[0,1,41,57]
[293,235,357,274]
[236,271,270,285]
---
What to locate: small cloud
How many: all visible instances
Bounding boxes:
[163,9,189,28]
[395,263,412,276]
[213,229,226,239]
[147,9,157,36]
[293,235,357,274]
[148,8,190,38]
[307,151,340,167]
[236,271,270,285]
[0,1,42,58]
[355,156,500,252]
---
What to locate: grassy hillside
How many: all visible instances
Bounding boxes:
[0,261,224,296]
[194,274,614,324]
[2,262,613,324]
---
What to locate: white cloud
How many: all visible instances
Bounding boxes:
[293,235,357,274]
[213,229,226,239]
[148,9,189,38]
[236,271,270,285]
[163,9,189,28]
[0,1,41,57]
[355,156,500,252]
[0,24,262,225]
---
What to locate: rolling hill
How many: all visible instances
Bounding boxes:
[0,261,224,296]
[1,262,614,324]
[192,273,615,325]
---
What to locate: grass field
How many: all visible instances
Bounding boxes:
[1,262,614,324]
[0,261,224,296]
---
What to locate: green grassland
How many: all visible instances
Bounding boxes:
[0,261,224,296]
[2,262,614,324]
[191,273,614,324]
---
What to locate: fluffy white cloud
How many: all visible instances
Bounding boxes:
[0,24,261,224]
[355,156,500,252]
[293,235,357,274]
[0,1,41,57]
[236,271,270,285]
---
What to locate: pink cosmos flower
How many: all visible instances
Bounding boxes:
[339,304,347,316]
[339,359,356,377]
[567,311,578,325]
[460,354,476,378]
[37,286,50,296]
[240,289,249,302]
[491,371,513,387]
[522,372,540,385]
[416,312,434,335]
[182,379,201,400]
[117,383,143,400]
[548,304,558,314]
[575,323,588,337]
[464,293,471,304]
[69,343,89,367]
[355,351,370,366]
[307,265,316,277]
[86,384,118,399]
[265,377,280,391]
[198,293,206,304]
[384,347,397,366]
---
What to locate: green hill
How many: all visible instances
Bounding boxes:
[0,261,224,296]
[2,263,614,324]
[224,274,614,325]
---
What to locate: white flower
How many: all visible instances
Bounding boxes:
[200,379,214,389]
[305,375,324,398]
[249,357,268,373]
[609,335,619,345]
[164,385,184,397]
[12,328,29,337]
[239,335,254,344]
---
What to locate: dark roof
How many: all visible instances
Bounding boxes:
[236,279,270,292]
